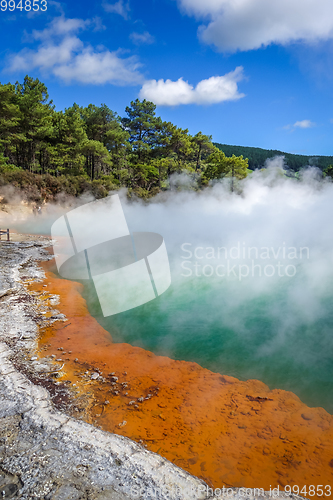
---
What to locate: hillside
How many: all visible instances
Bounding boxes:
[214,143,333,171]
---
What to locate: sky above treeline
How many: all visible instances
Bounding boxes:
[1,0,333,155]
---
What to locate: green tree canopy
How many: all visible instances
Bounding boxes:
[122,99,157,161]
[191,131,214,170]
[14,76,54,172]
[0,76,252,200]
[204,148,249,191]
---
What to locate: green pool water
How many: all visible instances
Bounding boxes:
[76,267,333,414]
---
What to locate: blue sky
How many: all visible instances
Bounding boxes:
[1,0,333,155]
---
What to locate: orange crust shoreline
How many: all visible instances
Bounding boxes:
[29,256,333,498]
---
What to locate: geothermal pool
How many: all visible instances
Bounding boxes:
[67,170,333,415]
[11,168,333,493]
[12,166,333,415]
[80,265,333,414]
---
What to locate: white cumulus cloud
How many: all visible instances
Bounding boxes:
[139,66,245,106]
[103,0,130,19]
[31,16,90,40]
[177,0,333,52]
[130,31,155,45]
[294,120,316,129]
[6,16,143,86]
[53,49,141,85]
[283,119,316,131]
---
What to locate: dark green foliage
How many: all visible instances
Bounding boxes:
[122,99,160,162]
[324,165,333,179]
[203,148,249,191]
[0,76,250,200]
[0,170,117,202]
[214,143,333,172]
[14,76,54,172]
[192,132,214,170]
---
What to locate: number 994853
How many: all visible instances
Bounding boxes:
[1,0,47,11]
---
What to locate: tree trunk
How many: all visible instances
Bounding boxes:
[196,145,202,170]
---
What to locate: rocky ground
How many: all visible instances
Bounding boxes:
[0,234,309,500]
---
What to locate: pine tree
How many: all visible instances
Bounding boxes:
[0,83,23,165]
[122,99,157,161]
[14,76,54,172]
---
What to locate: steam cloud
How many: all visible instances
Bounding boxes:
[3,158,333,411]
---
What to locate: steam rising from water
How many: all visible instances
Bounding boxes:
[3,159,333,411]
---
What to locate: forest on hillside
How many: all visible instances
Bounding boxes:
[2,76,333,205]
[214,143,333,171]
[0,76,249,203]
